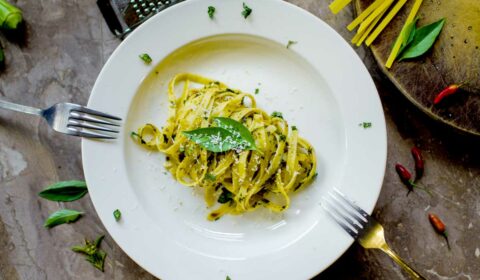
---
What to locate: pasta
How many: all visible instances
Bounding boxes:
[132,73,317,220]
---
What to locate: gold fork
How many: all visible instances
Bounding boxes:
[322,188,426,280]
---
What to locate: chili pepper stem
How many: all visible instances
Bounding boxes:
[443,232,451,250]
[410,181,432,196]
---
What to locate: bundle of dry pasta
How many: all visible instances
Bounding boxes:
[329,0,424,68]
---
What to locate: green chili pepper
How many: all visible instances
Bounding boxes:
[0,0,23,30]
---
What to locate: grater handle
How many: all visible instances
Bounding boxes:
[97,0,124,37]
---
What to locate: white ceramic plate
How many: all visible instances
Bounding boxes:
[82,1,387,279]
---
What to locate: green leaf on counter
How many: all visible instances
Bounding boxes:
[39,180,87,202]
[399,18,446,60]
[44,209,83,228]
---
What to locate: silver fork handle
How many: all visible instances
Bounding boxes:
[0,100,43,116]
[380,244,426,280]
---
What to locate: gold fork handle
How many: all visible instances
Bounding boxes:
[380,244,426,280]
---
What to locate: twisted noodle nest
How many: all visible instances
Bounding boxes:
[133,73,317,220]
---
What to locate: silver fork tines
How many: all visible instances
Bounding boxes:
[70,111,121,127]
[0,100,122,139]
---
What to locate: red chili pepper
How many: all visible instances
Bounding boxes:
[411,147,424,181]
[428,213,450,249]
[434,84,462,105]
[395,163,431,196]
[395,163,412,184]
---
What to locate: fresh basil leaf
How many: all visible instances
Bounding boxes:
[44,209,83,228]
[399,18,446,60]
[391,17,418,53]
[183,127,238,152]
[39,180,87,202]
[399,18,419,54]
[214,117,257,150]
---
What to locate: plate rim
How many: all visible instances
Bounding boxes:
[82,0,387,279]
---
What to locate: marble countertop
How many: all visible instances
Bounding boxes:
[0,0,478,279]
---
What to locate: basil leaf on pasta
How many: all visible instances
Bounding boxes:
[214,117,257,151]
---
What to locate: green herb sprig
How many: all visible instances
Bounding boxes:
[72,235,107,272]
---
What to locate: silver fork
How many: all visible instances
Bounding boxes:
[0,100,121,139]
[322,188,426,280]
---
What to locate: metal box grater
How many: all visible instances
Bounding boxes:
[97,0,184,39]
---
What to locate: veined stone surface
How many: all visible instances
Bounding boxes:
[0,1,478,279]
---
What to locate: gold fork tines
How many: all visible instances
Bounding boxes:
[323,189,426,280]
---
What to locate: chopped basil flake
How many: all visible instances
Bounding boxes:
[279,135,287,141]
[241,3,252,19]
[218,188,233,204]
[205,173,216,181]
[359,122,372,129]
[271,111,283,119]
[292,126,298,131]
[113,209,121,221]
[254,88,260,94]
[208,6,215,19]
[139,53,152,64]
[287,40,298,49]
